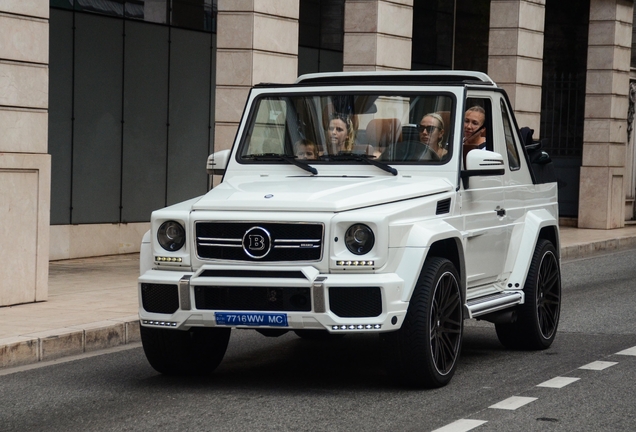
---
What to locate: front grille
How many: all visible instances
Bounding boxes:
[199,269,307,279]
[141,283,179,314]
[194,286,311,312]
[329,287,382,318]
[196,222,324,262]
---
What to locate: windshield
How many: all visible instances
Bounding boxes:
[238,92,455,164]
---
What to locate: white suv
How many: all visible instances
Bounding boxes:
[138,71,561,388]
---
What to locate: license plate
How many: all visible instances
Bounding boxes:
[215,312,288,327]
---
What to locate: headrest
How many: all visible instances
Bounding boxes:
[366,118,402,147]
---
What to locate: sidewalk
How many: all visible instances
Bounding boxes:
[2,225,636,369]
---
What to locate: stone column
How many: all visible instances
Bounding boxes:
[0,0,50,305]
[343,0,413,71]
[579,0,633,229]
[214,0,299,153]
[488,0,546,133]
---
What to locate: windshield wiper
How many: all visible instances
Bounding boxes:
[244,153,318,175]
[328,153,398,176]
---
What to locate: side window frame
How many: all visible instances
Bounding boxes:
[500,98,521,171]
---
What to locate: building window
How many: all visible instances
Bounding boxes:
[298,0,344,75]
[49,0,216,31]
[411,0,454,70]
[453,0,490,72]
[411,0,489,72]
[48,5,217,224]
[539,0,590,218]
[540,0,589,158]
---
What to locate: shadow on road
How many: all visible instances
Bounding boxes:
[137,325,541,392]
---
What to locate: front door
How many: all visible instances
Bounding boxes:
[460,93,510,290]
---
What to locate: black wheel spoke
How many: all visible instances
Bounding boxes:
[541,268,559,290]
[441,321,462,332]
[540,302,556,327]
[383,258,462,387]
[496,239,561,351]
[536,251,560,338]
[430,272,461,374]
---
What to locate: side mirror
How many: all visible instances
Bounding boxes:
[206,149,230,176]
[461,149,505,188]
[465,149,505,171]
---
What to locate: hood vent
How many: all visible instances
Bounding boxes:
[436,198,451,215]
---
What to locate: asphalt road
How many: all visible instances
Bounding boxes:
[1,249,635,432]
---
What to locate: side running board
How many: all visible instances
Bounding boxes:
[466,291,523,319]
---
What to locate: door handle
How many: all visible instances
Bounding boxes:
[495,207,506,217]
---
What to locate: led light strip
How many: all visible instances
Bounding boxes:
[336,260,374,266]
[155,256,183,262]
[142,320,177,327]
[332,324,382,331]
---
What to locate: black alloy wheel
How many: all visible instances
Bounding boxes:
[496,239,561,350]
[381,257,463,388]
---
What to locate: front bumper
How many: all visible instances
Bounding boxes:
[138,264,408,333]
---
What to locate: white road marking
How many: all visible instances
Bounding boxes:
[537,376,580,388]
[579,361,618,370]
[489,396,537,410]
[435,351,630,432]
[431,419,488,432]
[616,346,636,356]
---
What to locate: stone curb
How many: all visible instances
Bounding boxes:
[0,316,140,369]
[560,235,636,261]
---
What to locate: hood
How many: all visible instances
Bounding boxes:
[192,175,453,212]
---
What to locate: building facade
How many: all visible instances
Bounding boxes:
[1,0,635,306]
[0,1,50,305]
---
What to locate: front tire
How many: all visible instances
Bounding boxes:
[381,257,463,388]
[496,239,561,350]
[140,326,231,375]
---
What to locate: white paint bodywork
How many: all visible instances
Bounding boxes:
[138,73,559,332]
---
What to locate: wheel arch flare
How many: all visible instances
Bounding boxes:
[391,219,465,304]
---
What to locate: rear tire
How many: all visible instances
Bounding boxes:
[496,239,561,350]
[140,326,231,375]
[381,257,463,388]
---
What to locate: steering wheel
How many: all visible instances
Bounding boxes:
[384,141,440,162]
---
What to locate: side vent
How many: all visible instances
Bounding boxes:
[436,198,451,215]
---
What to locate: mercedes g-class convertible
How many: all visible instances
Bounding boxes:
[138,71,561,388]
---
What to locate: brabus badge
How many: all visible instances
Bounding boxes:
[242,226,272,259]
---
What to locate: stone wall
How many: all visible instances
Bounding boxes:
[579,0,634,228]
[0,0,51,305]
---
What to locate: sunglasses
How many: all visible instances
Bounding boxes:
[417,125,440,134]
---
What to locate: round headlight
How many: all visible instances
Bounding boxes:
[157,221,185,252]
[345,224,375,255]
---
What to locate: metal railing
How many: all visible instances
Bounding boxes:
[540,72,586,158]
